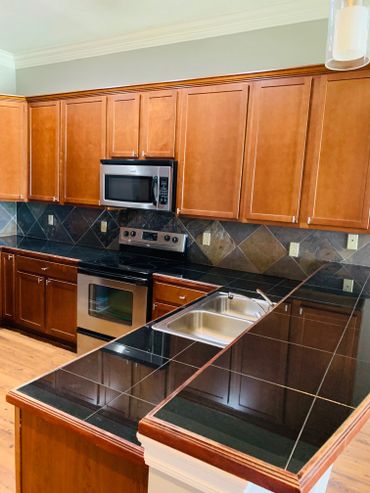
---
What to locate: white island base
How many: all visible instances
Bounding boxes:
[138,434,333,493]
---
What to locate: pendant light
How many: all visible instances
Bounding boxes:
[325,0,370,70]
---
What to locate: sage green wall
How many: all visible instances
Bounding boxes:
[16,19,327,95]
[0,63,16,94]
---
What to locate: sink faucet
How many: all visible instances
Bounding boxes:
[256,289,274,307]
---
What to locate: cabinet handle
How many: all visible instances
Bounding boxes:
[19,194,24,199]
[152,303,157,311]
[53,196,58,202]
[299,307,304,316]
[179,295,186,300]
[131,150,135,157]
[141,150,146,158]
[307,217,311,224]
[176,208,181,215]
[284,304,289,312]
[38,277,43,284]
[292,216,296,223]
[46,280,50,285]
[8,254,14,260]
[41,267,48,271]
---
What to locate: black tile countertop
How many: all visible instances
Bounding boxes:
[8,236,370,481]
[153,262,370,474]
[0,235,110,262]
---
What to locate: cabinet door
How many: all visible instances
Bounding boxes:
[61,96,106,205]
[305,72,370,229]
[16,271,45,333]
[107,93,140,157]
[140,90,177,158]
[177,84,249,219]
[240,77,311,224]
[1,252,15,321]
[0,100,27,200]
[45,278,77,343]
[29,101,60,202]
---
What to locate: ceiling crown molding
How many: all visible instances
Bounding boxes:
[14,0,328,69]
[0,49,15,68]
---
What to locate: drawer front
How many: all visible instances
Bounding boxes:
[16,255,77,282]
[153,281,207,306]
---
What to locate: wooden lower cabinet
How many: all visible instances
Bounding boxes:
[1,251,78,345]
[16,271,45,333]
[151,276,216,320]
[15,409,148,493]
[45,278,77,343]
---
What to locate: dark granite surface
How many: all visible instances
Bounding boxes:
[11,235,370,476]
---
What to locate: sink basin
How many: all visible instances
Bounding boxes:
[198,292,272,321]
[153,310,252,347]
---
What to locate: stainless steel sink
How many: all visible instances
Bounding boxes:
[154,310,252,347]
[198,292,273,321]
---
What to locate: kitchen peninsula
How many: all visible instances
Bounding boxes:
[7,261,370,493]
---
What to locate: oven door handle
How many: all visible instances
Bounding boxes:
[78,268,149,286]
[152,176,159,206]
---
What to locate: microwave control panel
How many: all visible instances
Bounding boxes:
[159,177,169,205]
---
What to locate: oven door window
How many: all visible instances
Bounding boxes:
[88,284,133,325]
[105,175,153,203]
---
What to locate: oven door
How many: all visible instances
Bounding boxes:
[100,164,172,211]
[77,273,148,338]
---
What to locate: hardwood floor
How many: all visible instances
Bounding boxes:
[0,327,369,493]
[0,328,73,493]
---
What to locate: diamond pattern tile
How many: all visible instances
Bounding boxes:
[239,226,286,272]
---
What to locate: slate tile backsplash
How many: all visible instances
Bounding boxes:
[16,202,370,280]
[0,202,17,237]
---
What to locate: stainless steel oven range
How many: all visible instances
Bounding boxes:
[77,227,187,354]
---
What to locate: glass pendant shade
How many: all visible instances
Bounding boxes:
[326,0,370,70]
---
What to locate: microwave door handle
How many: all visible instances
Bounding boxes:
[152,176,159,206]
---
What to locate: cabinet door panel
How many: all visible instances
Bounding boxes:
[305,73,370,229]
[29,101,60,202]
[45,279,77,343]
[140,90,177,158]
[61,96,106,205]
[16,271,45,333]
[107,93,140,157]
[1,252,15,321]
[152,302,176,320]
[0,100,27,200]
[177,84,249,219]
[240,77,311,223]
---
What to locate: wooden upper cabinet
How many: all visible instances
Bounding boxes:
[177,83,249,219]
[140,90,177,158]
[304,72,370,230]
[29,101,60,202]
[240,77,312,224]
[107,93,140,158]
[61,96,106,205]
[0,99,27,200]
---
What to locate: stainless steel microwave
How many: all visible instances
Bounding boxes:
[100,159,176,211]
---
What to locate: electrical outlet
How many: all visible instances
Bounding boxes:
[202,232,211,246]
[48,214,54,226]
[100,220,108,233]
[347,234,359,250]
[343,279,354,293]
[289,242,300,257]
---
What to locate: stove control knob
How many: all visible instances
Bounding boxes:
[164,235,171,242]
[123,231,129,237]
[172,237,179,244]
[130,231,136,237]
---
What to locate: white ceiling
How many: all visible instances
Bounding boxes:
[0,0,329,68]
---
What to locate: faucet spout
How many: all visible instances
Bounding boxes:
[256,288,274,307]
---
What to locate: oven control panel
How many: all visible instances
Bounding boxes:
[119,227,187,252]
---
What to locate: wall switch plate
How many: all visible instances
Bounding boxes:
[343,279,354,293]
[202,232,211,246]
[289,242,300,257]
[100,220,108,233]
[347,234,359,250]
[48,214,54,226]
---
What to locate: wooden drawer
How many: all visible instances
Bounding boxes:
[153,281,208,307]
[16,255,77,283]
